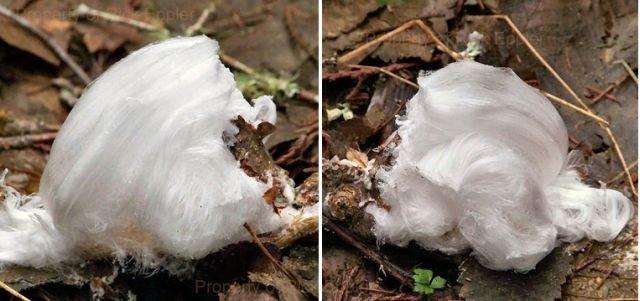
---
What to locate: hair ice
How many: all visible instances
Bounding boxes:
[366,61,632,271]
[0,36,293,268]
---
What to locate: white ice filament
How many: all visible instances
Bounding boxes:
[367,61,632,271]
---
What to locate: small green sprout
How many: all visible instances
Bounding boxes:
[413,268,447,295]
[326,103,354,122]
[234,71,299,101]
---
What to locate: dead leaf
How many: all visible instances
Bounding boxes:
[372,26,434,63]
[323,1,453,63]
[0,16,60,65]
[219,15,306,76]
[322,0,379,39]
[346,148,368,169]
[265,112,299,150]
[74,23,139,53]
[16,73,65,120]
[31,17,72,52]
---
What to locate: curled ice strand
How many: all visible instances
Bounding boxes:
[366,60,632,272]
[0,36,301,269]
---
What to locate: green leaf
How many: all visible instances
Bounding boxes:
[413,268,433,284]
[430,276,447,289]
[414,283,435,295]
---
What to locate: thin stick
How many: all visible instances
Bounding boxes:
[0,132,58,150]
[494,14,637,197]
[614,60,638,85]
[574,234,635,272]
[296,89,318,103]
[338,19,461,66]
[348,64,419,89]
[0,4,91,85]
[540,91,609,125]
[0,280,30,301]
[602,125,636,193]
[323,62,417,81]
[243,223,305,293]
[73,3,157,31]
[220,52,318,103]
[608,161,638,185]
[563,293,636,301]
[219,52,255,74]
[586,86,619,103]
[590,85,615,105]
[493,15,588,109]
[412,20,462,60]
[185,6,214,36]
[324,216,414,289]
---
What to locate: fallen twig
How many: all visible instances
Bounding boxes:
[608,161,638,185]
[220,52,318,103]
[347,64,419,89]
[493,14,637,197]
[73,3,158,31]
[275,124,318,165]
[0,4,91,85]
[324,62,418,81]
[614,60,638,85]
[586,86,619,103]
[539,91,609,125]
[337,19,461,66]
[0,280,30,301]
[323,216,414,289]
[243,222,307,296]
[563,293,637,301]
[589,73,628,106]
[185,6,215,36]
[590,84,617,105]
[574,233,635,272]
[360,286,396,295]
[335,266,359,301]
[0,132,58,150]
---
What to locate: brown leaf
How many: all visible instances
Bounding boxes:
[74,22,139,53]
[322,0,379,39]
[0,16,60,65]
[264,112,299,150]
[323,1,452,63]
[0,0,76,65]
[16,74,65,121]
[31,17,72,52]
[372,26,434,63]
[219,15,306,76]
[346,148,368,169]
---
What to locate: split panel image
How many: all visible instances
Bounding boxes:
[0,0,637,301]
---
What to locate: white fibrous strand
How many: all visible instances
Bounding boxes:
[0,36,298,268]
[366,60,632,272]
